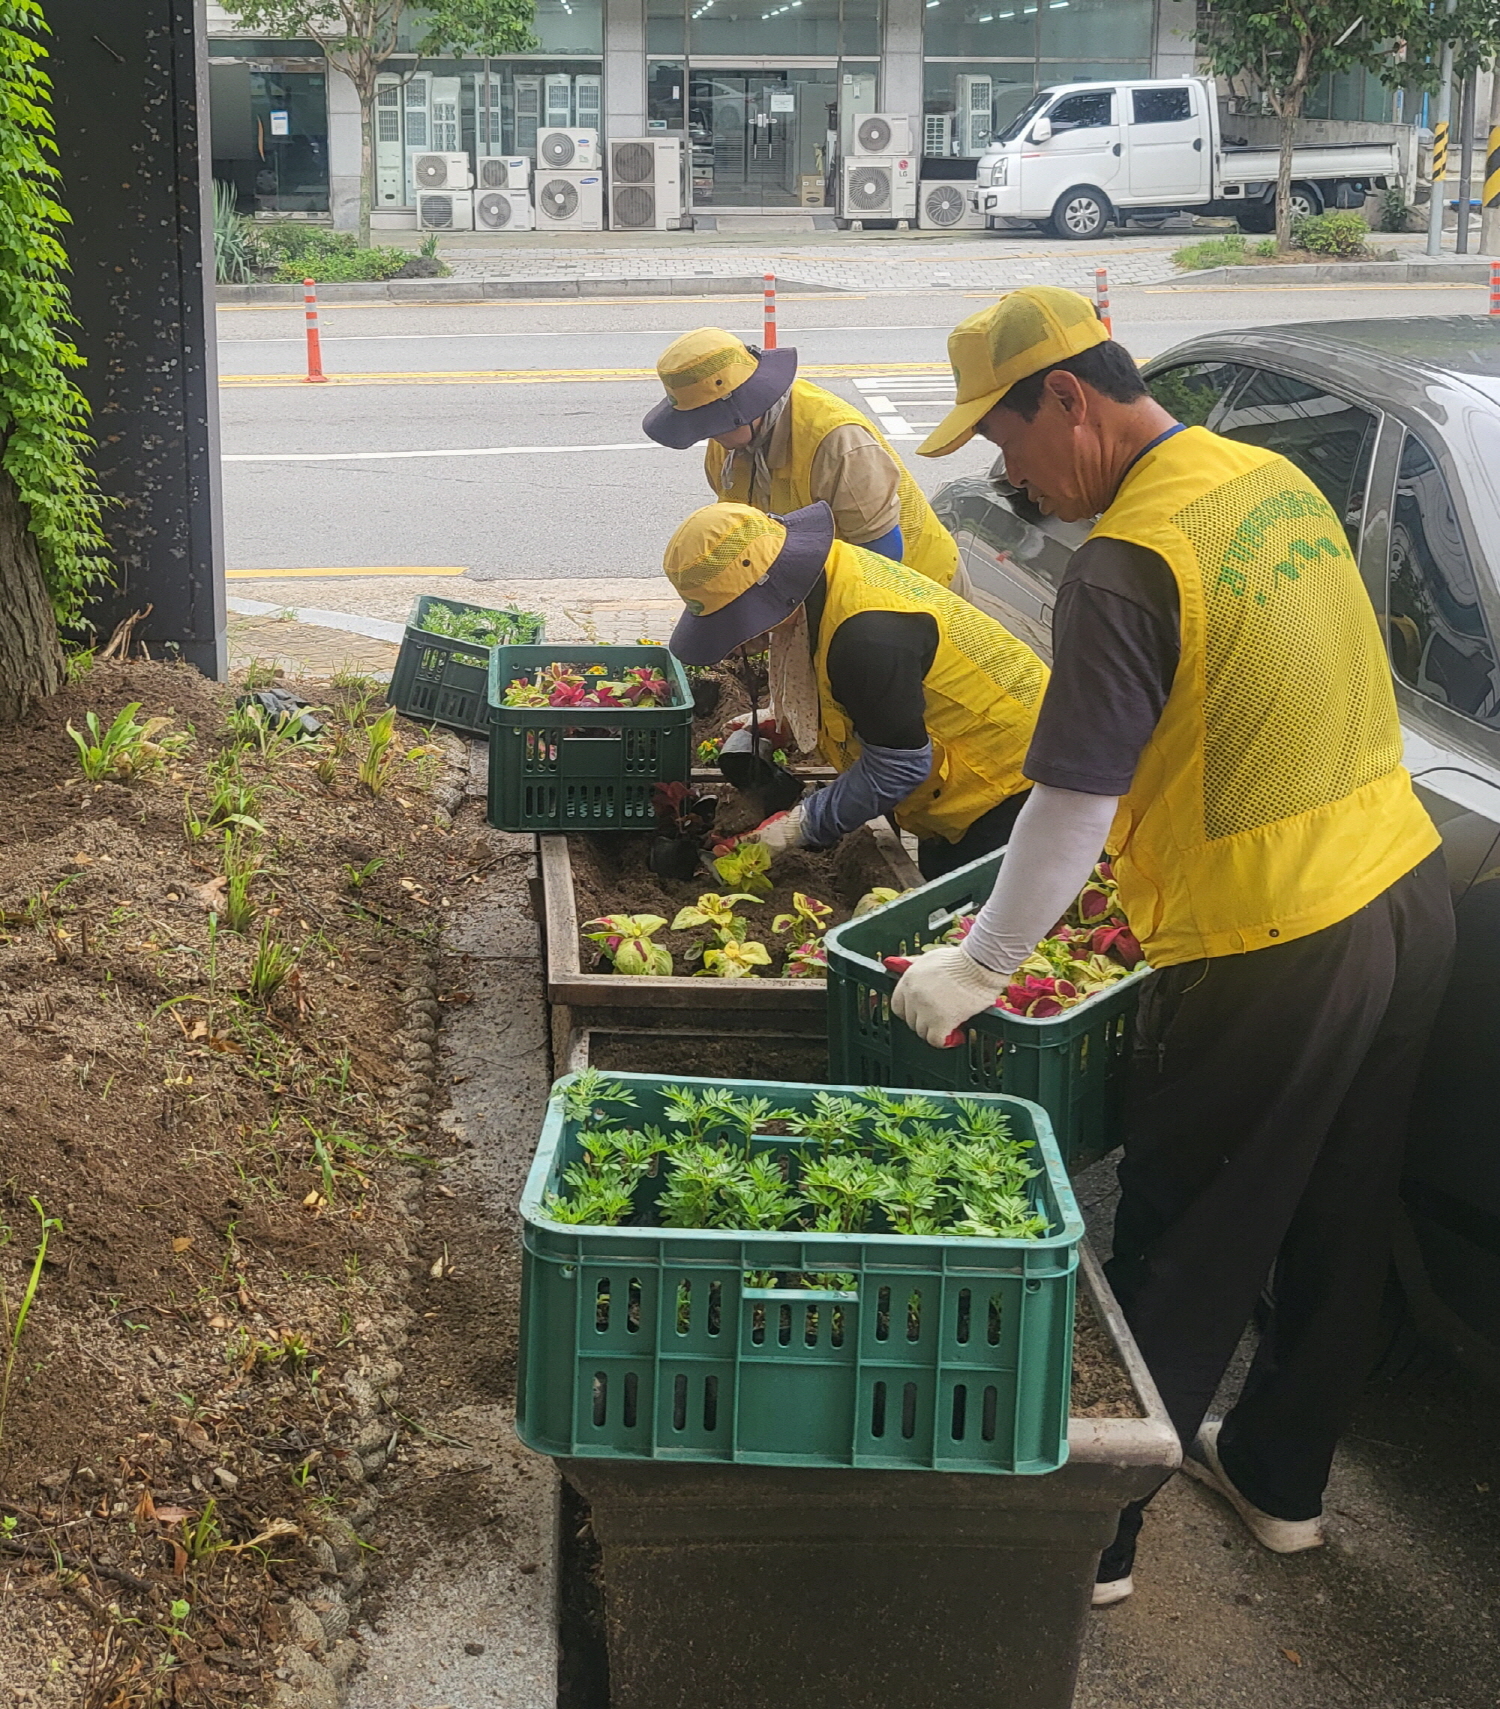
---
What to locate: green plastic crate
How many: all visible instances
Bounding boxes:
[516,1072,1082,1475]
[388,596,545,736]
[824,850,1148,1169]
[486,645,694,833]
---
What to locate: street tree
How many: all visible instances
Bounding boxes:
[220,1,538,246]
[0,0,109,723]
[1196,0,1426,250]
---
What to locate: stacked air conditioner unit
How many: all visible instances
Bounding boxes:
[841,112,913,157]
[535,168,604,231]
[955,75,993,156]
[412,150,473,231]
[477,155,530,192]
[474,153,533,232]
[374,74,406,205]
[607,138,685,231]
[537,127,600,170]
[923,112,954,159]
[429,77,462,152]
[840,153,917,226]
[918,180,986,231]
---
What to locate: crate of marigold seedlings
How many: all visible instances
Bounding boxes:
[487,644,694,833]
[823,848,1151,1170]
[516,1069,1082,1475]
[389,595,546,736]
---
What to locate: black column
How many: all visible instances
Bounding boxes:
[48,0,226,678]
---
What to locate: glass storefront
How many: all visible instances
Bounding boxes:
[209,55,330,215]
[688,67,839,207]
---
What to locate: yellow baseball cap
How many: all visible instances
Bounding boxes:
[663,501,834,664]
[643,328,799,449]
[918,286,1109,458]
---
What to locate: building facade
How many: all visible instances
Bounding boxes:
[205,0,1202,223]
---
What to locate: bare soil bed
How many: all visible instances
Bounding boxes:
[0,660,474,1704]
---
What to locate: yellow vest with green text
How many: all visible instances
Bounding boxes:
[705,379,960,589]
[1097,425,1439,967]
[814,540,1047,840]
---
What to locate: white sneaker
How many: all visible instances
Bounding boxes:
[1182,1421,1324,1554]
[1091,1574,1134,1607]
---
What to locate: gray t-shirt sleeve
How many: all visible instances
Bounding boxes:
[1023,536,1181,797]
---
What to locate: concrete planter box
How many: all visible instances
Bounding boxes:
[564,1242,1178,1709]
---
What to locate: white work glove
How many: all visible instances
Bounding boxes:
[748,804,806,855]
[891,945,1008,1048]
[725,708,787,738]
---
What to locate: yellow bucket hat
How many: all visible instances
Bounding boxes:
[643,329,799,449]
[918,286,1108,458]
[663,501,835,665]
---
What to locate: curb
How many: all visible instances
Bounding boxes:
[1158,258,1496,288]
[217,273,844,305]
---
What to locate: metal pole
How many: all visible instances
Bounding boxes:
[1456,70,1476,254]
[1093,266,1112,335]
[304,279,327,383]
[762,273,777,349]
[1483,63,1500,257]
[1427,0,1458,257]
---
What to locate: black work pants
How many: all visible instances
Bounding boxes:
[916,788,1032,882]
[1106,847,1454,1523]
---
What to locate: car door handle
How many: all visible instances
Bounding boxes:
[1112,142,1121,156]
[1193,137,1202,151]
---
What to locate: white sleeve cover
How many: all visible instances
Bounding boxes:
[961,784,1121,975]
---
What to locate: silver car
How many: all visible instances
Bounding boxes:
[934,317,1500,1381]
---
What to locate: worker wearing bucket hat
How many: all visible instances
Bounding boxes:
[644,328,968,595]
[661,499,1043,872]
[891,287,1451,1606]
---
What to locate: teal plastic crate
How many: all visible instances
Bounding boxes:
[487,645,693,833]
[388,596,545,737]
[516,1072,1082,1475]
[824,850,1148,1169]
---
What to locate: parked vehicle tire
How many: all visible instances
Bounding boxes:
[1288,181,1324,221]
[1051,186,1111,240]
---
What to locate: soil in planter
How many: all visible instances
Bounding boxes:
[1072,1292,1142,1418]
[589,1030,831,1081]
[691,667,820,765]
[569,826,895,980]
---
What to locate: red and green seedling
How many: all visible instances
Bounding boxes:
[711,838,773,898]
[583,913,674,976]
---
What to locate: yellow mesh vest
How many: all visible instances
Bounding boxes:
[1096,426,1439,967]
[704,379,960,588]
[813,540,1047,840]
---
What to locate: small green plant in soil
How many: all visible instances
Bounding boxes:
[711,838,773,898]
[68,702,190,781]
[670,891,766,975]
[1290,210,1369,257]
[416,599,543,647]
[584,913,673,976]
[545,1079,1046,1244]
[246,921,298,1007]
[702,938,771,978]
[0,1199,63,1454]
[1171,230,1275,270]
[696,736,723,766]
[358,708,400,796]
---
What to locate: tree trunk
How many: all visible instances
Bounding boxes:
[1275,101,1298,251]
[0,464,64,724]
[359,86,374,248]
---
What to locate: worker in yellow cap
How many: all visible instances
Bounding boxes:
[660,499,1043,873]
[643,328,968,595]
[891,286,1452,1604]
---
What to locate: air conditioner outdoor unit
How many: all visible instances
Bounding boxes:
[513,75,542,156]
[608,137,685,230]
[417,189,474,232]
[955,75,993,155]
[537,127,600,170]
[923,112,954,158]
[545,73,574,128]
[411,151,473,191]
[473,187,534,232]
[574,73,603,132]
[375,75,405,204]
[842,112,913,157]
[477,154,530,190]
[430,76,462,152]
[534,170,604,231]
[918,180,985,230]
[840,155,917,223]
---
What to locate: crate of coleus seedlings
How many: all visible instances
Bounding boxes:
[486,645,695,833]
[389,595,546,736]
[517,1070,1083,1475]
[823,850,1149,1169]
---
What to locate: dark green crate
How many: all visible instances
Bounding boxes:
[486,645,694,833]
[824,851,1148,1170]
[516,1072,1082,1475]
[388,596,545,736]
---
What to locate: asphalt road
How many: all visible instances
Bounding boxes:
[217,280,1492,582]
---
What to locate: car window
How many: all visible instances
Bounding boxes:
[1047,91,1114,131]
[1146,360,1252,431]
[1212,367,1377,547]
[1388,430,1500,729]
[1132,88,1191,124]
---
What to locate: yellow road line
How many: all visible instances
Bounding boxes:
[227,565,467,579]
[219,360,948,388]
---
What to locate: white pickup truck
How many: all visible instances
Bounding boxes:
[970,76,1406,240]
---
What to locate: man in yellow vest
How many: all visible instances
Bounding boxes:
[659,499,1043,875]
[643,328,969,596]
[893,287,1454,1602]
